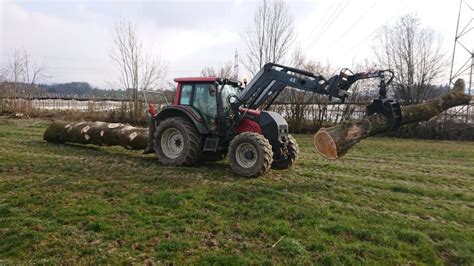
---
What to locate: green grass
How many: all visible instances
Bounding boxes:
[0,118,473,264]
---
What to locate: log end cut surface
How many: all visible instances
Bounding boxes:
[314,129,338,160]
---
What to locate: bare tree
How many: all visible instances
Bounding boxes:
[4,49,48,85]
[111,18,167,120]
[0,67,8,82]
[373,14,446,104]
[1,49,48,98]
[200,61,234,79]
[8,50,24,87]
[200,67,217,77]
[21,50,48,85]
[242,0,295,75]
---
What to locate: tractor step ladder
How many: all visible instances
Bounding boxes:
[203,137,219,152]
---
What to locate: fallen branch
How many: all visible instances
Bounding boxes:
[43,121,148,150]
[271,236,285,248]
[314,79,472,159]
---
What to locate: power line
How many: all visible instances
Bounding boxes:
[329,1,377,48]
[307,0,351,51]
[305,0,347,51]
[304,1,339,50]
[309,0,351,48]
[341,4,409,57]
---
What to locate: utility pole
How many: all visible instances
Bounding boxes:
[448,0,463,87]
[448,0,473,122]
[469,53,473,96]
[469,53,473,122]
[233,49,239,81]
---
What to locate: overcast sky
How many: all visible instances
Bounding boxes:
[1,0,472,89]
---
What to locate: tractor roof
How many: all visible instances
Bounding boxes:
[174,77,217,83]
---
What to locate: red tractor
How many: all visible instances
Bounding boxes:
[145,63,399,177]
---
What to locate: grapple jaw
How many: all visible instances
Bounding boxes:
[367,98,402,130]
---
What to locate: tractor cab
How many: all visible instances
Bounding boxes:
[171,77,242,133]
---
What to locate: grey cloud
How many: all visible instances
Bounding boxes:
[134,1,253,31]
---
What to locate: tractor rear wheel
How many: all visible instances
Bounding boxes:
[154,117,202,166]
[272,134,299,169]
[228,132,273,177]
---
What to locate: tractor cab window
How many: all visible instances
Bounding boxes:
[180,84,193,105]
[221,84,240,111]
[193,83,217,130]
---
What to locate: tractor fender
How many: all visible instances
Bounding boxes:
[234,117,262,134]
[154,106,208,134]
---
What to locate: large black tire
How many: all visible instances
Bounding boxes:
[228,132,273,177]
[154,117,202,166]
[272,134,299,169]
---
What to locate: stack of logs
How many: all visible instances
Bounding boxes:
[43,121,148,150]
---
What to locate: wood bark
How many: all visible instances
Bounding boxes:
[43,121,148,150]
[314,79,472,159]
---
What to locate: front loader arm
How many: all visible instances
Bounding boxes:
[228,63,401,132]
[238,63,332,110]
[236,63,394,111]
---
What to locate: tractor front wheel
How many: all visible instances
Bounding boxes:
[228,132,273,177]
[155,117,202,166]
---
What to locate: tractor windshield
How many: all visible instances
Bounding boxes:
[221,84,240,111]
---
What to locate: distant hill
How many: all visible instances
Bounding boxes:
[0,81,174,103]
[38,82,129,99]
[40,82,94,96]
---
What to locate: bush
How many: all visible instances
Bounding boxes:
[385,120,474,141]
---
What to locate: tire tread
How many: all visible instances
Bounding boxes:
[228,132,273,177]
[155,117,202,166]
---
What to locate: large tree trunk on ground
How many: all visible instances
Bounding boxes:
[314,79,472,159]
[43,121,148,150]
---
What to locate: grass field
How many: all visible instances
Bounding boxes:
[0,118,473,264]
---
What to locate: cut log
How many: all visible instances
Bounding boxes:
[314,79,472,160]
[43,121,149,150]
